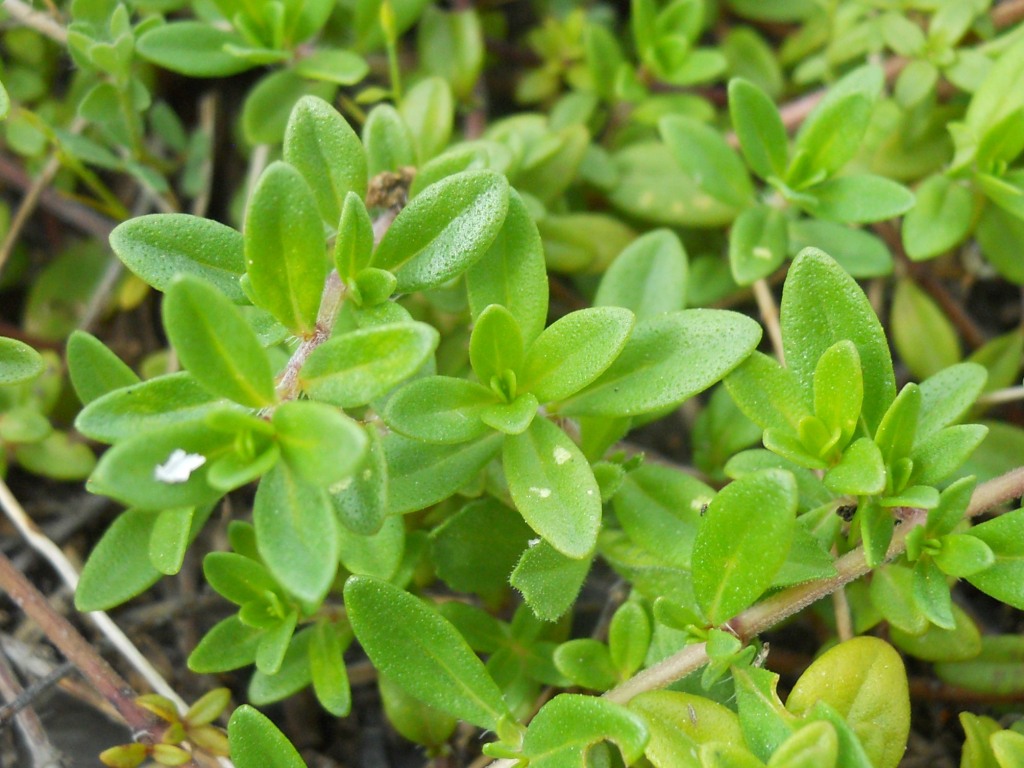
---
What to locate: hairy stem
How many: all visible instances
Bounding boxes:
[483,466,1024,767]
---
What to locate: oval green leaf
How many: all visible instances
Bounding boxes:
[691,469,797,624]
[344,575,512,730]
[163,276,276,408]
[244,161,327,336]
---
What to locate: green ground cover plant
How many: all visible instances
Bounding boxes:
[3,0,1024,766]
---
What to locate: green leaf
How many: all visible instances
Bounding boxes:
[503,417,601,559]
[470,304,524,387]
[874,384,920,467]
[254,463,338,604]
[480,393,538,435]
[378,673,457,749]
[594,229,688,320]
[244,161,327,336]
[374,170,509,292]
[978,171,1024,222]
[993,730,1024,767]
[553,639,617,691]
[227,705,307,768]
[299,323,439,407]
[814,340,863,450]
[418,6,484,100]
[188,616,262,673]
[538,213,637,273]
[344,575,512,730]
[256,610,298,674]
[330,425,388,535]
[787,219,892,278]
[729,77,788,181]
[163,276,276,408]
[110,214,246,302]
[902,174,973,261]
[767,721,839,768]
[729,204,788,286]
[292,48,368,85]
[0,337,44,386]
[692,469,796,624]
[86,421,233,509]
[511,541,592,622]
[136,21,253,77]
[725,351,812,434]
[781,249,895,433]
[613,464,712,569]
[466,189,549,346]
[149,506,194,576]
[934,533,995,578]
[936,636,1024,695]
[789,69,879,184]
[431,498,534,599]
[519,695,648,767]
[521,307,634,404]
[909,424,987,486]
[383,376,495,444]
[75,373,223,443]
[959,713,1001,768]
[630,690,746,767]
[917,363,987,439]
[608,602,651,679]
[609,143,739,228]
[337,513,404,580]
[785,637,909,768]
[0,78,8,120]
[891,279,961,379]
[204,552,280,605]
[248,628,315,705]
[283,95,367,227]
[66,331,140,405]
[868,561,925,634]
[801,175,915,224]
[334,193,375,280]
[977,204,1024,284]
[913,557,955,629]
[362,104,416,176]
[966,38,1024,136]
[965,508,1024,610]
[564,310,762,417]
[825,438,885,496]
[890,602,981,663]
[384,431,503,515]
[308,622,351,717]
[75,509,162,611]
[242,70,334,146]
[272,400,367,487]
[659,115,754,208]
[400,76,454,164]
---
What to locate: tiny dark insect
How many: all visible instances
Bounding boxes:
[836,504,857,522]
[699,503,709,516]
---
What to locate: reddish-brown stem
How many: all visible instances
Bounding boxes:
[0,551,157,736]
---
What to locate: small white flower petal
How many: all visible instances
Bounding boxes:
[154,449,206,484]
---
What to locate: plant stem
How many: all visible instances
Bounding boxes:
[0,479,188,710]
[482,466,1024,768]
[977,385,1024,406]
[0,550,156,735]
[275,270,347,402]
[3,0,67,44]
[752,278,785,364]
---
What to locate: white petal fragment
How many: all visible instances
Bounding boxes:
[154,449,206,484]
